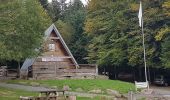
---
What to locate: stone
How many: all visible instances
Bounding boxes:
[106,89,122,98]
[30,82,40,86]
[75,88,84,92]
[88,89,103,94]
[63,85,71,91]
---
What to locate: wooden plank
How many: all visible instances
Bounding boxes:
[33,71,55,74]
[49,37,60,40]
[33,67,54,69]
[76,73,97,76]
[33,67,72,70]
[76,69,96,73]
[33,61,57,65]
[60,73,76,77]
[55,69,96,73]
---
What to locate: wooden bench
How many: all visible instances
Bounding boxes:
[20,96,34,100]
[135,81,148,91]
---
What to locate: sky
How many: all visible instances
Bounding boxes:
[48,0,88,5]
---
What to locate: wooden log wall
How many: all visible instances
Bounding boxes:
[32,62,98,79]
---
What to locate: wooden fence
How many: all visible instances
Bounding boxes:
[0,67,18,79]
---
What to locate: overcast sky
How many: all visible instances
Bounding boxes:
[48,0,87,5]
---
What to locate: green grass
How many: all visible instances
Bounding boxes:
[0,86,38,100]
[5,79,135,93]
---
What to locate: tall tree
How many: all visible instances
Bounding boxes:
[85,0,129,66]
[0,0,51,64]
[155,1,170,68]
[47,0,61,22]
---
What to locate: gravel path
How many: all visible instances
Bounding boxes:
[128,86,170,100]
[150,85,170,94]
[0,83,55,92]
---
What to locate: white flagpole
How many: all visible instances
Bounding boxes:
[140,1,149,90]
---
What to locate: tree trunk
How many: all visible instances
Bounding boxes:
[153,68,156,80]
[138,66,142,81]
[18,61,20,78]
[133,67,136,81]
[148,66,151,83]
[114,66,117,79]
[104,67,106,75]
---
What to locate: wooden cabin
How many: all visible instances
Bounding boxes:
[20,24,98,79]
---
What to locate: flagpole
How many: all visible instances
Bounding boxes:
[141,3,149,90]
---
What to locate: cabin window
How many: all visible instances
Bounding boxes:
[48,43,55,51]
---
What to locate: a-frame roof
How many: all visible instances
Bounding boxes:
[21,24,78,70]
[44,24,78,66]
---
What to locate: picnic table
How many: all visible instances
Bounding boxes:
[38,89,65,97]
[20,90,65,100]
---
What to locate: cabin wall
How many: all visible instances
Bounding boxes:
[32,63,98,79]
[43,40,70,56]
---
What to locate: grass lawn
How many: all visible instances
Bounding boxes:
[0,86,97,100]
[0,86,38,100]
[5,79,135,93]
[0,86,109,100]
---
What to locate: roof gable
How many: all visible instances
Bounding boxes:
[45,24,78,67]
[21,24,78,70]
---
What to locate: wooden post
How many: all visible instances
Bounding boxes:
[55,62,57,77]
[67,96,76,100]
[95,64,98,75]
[128,91,134,100]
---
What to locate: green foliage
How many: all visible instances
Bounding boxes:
[161,37,170,67]
[85,0,129,67]
[47,0,61,22]
[39,0,48,9]
[160,26,170,68]
[55,20,74,43]
[0,0,51,62]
